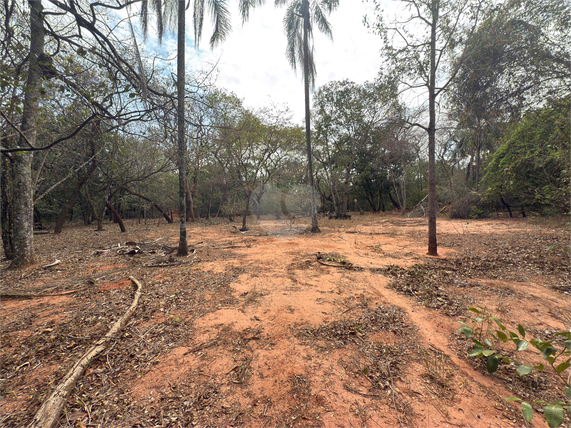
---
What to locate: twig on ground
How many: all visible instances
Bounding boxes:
[43,260,61,268]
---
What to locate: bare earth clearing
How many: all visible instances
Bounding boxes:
[1,214,570,428]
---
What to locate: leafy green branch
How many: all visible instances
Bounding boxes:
[458,307,571,427]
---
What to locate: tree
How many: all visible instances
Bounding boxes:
[313,79,399,218]
[275,0,339,232]
[1,0,167,266]
[368,0,487,256]
[139,0,265,255]
[3,0,45,267]
[449,0,571,186]
[482,96,570,215]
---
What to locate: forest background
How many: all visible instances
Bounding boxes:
[1,0,570,266]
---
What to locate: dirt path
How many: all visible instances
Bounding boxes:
[1,214,569,427]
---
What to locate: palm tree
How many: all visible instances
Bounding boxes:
[139,0,259,255]
[276,0,339,233]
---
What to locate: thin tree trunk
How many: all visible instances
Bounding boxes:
[342,171,351,217]
[427,0,439,256]
[241,190,251,230]
[186,185,195,222]
[122,188,173,223]
[10,0,44,268]
[499,194,512,218]
[105,198,126,232]
[388,191,399,209]
[1,156,14,259]
[176,0,188,256]
[303,5,320,233]
[85,186,104,231]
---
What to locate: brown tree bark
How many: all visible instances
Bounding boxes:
[105,198,126,232]
[10,0,45,268]
[1,156,14,259]
[241,190,252,231]
[303,2,320,233]
[122,188,172,223]
[426,0,439,256]
[176,0,188,256]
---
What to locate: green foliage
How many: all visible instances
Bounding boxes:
[483,97,571,214]
[469,206,484,219]
[449,192,486,219]
[458,307,571,427]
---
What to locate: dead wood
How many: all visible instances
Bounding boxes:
[42,260,61,268]
[0,287,89,300]
[27,276,143,428]
[317,259,353,268]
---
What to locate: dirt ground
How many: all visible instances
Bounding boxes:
[1,213,570,428]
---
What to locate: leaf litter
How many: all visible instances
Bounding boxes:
[1,215,569,427]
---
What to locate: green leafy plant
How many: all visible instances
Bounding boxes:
[324,253,348,264]
[469,206,484,219]
[458,307,571,427]
[462,222,470,234]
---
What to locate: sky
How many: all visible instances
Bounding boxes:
[147,1,387,125]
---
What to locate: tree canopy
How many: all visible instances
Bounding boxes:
[483,96,570,214]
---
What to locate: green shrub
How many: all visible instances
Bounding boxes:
[458,307,571,427]
[449,193,486,219]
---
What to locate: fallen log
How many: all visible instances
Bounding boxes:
[28,276,143,428]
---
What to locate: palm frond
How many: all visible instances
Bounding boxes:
[140,0,149,37]
[319,0,339,14]
[162,0,176,32]
[207,0,231,48]
[307,44,316,88]
[312,1,333,40]
[193,0,205,47]
[152,0,164,41]
[240,0,266,24]
[140,0,165,41]
[284,2,303,70]
[127,10,149,99]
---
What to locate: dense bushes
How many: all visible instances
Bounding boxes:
[449,192,486,219]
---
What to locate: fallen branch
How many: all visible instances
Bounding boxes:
[28,276,143,428]
[343,383,382,398]
[316,259,353,269]
[0,287,89,300]
[43,260,61,269]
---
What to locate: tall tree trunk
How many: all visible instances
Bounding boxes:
[10,0,45,268]
[85,186,104,231]
[185,177,195,222]
[241,190,251,231]
[303,4,320,233]
[427,0,439,256]
[176,0,188,256]
[342,169,351,217]
[1,156,14,259]
[475,126,482,188]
